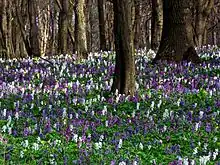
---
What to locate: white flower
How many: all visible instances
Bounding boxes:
[32,143,39,151]
[193,147,198,155]
[8,127,12,135]
[203,143,208,151]
[75,113,79,119]
[102,106,107,115]
[199,155,210,165]
[132,111,135,118]
[195,123,199,131]
[20,151,24,158]
[99,135,104,142]
[191,160,196,165]
[151,101,154,110]
[105,120,108,127]
[199,111,204,119]
[213,149,218,160]
[94,142,102,150]
[157,100,162,108]
[183,157,189,165]
[2,125,7,132]
[15,112,19,119]
[133,161,138,165]
[163,109,169,120]
[118,139,123,149]
[62,108,67,118]
[73,134,78,143]
[213,137,218,143]
[139,143,143,150]
[136,103,140,110]
[119,161,126,165]
[3,109,6,117]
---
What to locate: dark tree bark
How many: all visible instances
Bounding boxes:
[153,0,201,63]
[111,0,135,95]
[28,0,41,57]
[98,0,107,51]
[151,0,163,50]
[133,0,141,50]
[58,0,68,54]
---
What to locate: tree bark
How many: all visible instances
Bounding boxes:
[193,0,214,47]
[151,0,163,50]
[153,0,201,63]
[58,0,68,54]
[133,0,141,50]
[98,0,107,51]
[75,0,88,59]
[111,0,135,95]
[28,0,41,57]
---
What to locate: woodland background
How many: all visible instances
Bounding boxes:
[0,0,220,60]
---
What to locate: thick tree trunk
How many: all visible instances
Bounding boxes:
[111,0,135,95]
[153,0,201,63]
[75,0,88,59]
[58,0,68,54]
[98,0,107,51]
[151,0,163,50]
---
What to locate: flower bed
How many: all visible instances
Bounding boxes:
[0,47,219,164]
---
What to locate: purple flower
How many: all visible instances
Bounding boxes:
[205,123,211,133]
[111,160,116,165]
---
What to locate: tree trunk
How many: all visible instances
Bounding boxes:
[153,0,201,63]
[193,0,214,47]
[111,0,135,95]
[98,0,107,51]
[133,0,141,50]
[151,0,163,50]
[0,0,8,59]
[28,0,41,57]
[58,0,68,54]
[75,0,88,59]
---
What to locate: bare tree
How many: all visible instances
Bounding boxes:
[192,0,214,47]
[75,0,88,59]
[151,0,163,50]
[111,0,135,95]
[98,0,107,50]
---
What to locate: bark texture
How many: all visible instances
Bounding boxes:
[192,0,214,47]
[98,0,107,51]
[58,0,68,54]
[111,0,135,95]
[28,0,41,57]
[153,0,201,63]
[151,0,163,50]
[75,0,88,59]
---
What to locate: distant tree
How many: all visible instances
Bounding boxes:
[28,0,41,57]
[75,0,88,59]
[98,0,107,51]
[111,0,136,95]
[57,0,68,54]
[151,0,163,50]
[153,0,201,63]
[133,0,141,50]
[192,0,214,47]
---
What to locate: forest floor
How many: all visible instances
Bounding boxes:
[0,46,219,164]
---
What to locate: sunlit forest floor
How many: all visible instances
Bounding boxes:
[0,45,219,164]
